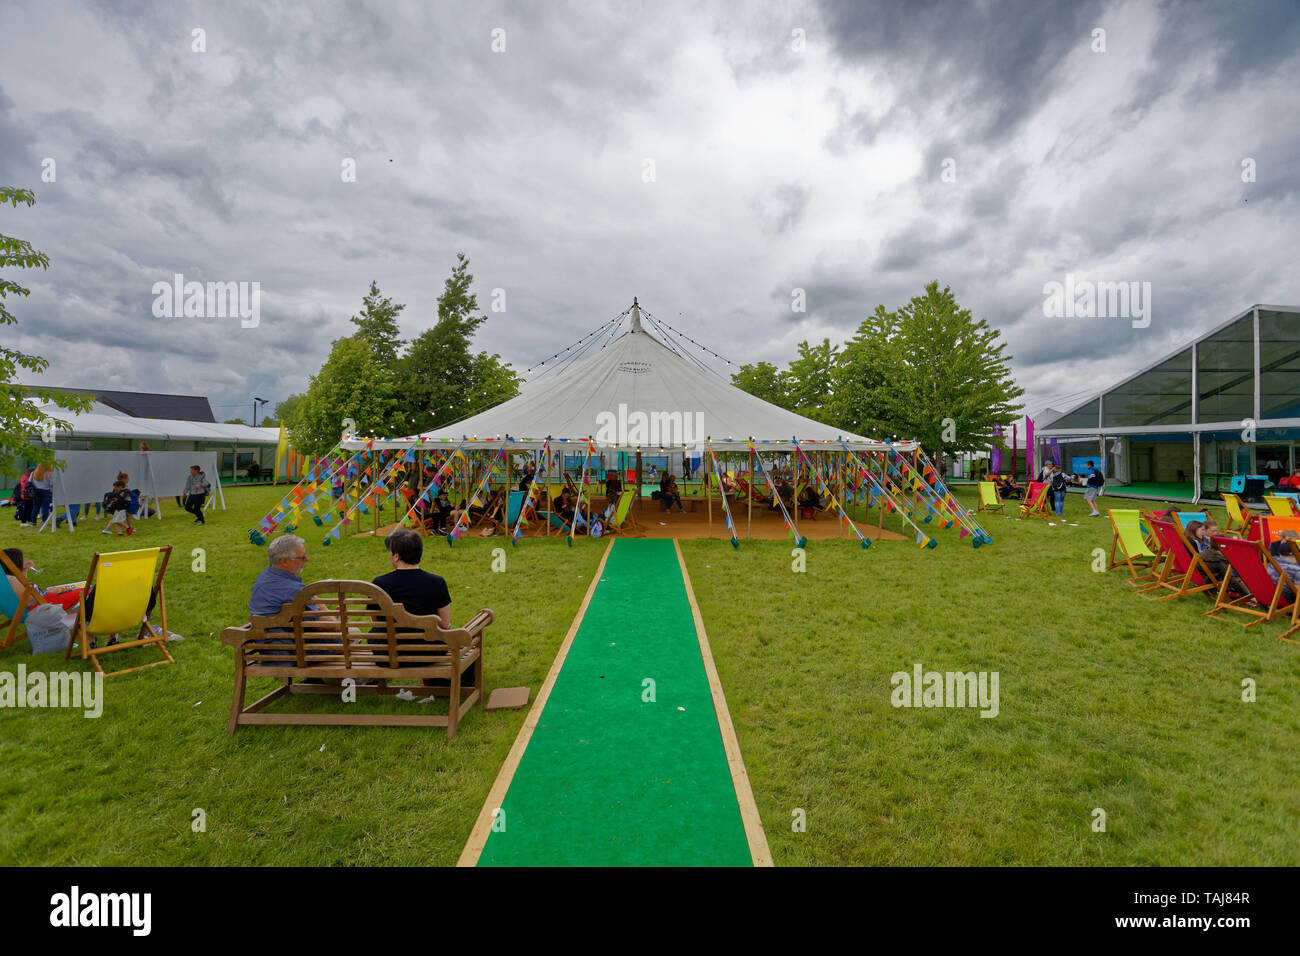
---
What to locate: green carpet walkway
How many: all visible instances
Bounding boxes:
[476,538,754,866]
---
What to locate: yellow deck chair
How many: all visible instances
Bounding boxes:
[604,489,643,536]
[1221,493,1249,537]
[1264,495,1297,518]
[67,546,174,677]
[976,481,1004,515]
[1106,509,1161,583]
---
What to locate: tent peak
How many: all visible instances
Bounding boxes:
[630,296,643,332]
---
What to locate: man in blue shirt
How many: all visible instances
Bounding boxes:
[248,534,336,667]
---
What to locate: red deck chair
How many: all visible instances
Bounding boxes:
[1136,518,1219,601]
[1205,535,1295,627]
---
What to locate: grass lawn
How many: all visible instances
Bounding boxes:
[2,487,1297,865]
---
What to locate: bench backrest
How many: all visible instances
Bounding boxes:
[228,580,486,668]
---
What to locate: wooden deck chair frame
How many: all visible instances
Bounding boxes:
[67,545,174,677]
[1136,519,1218,602]
[1105,509,1161,584]
[1220,493,1249,537]
[976,481,1004,515]
[1018,482,1050,520]
[1,549,50,650]
[1274,540,1300,645]
[1205,535,1295,627]
[603,490,643,537]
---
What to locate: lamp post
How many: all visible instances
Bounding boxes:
[252,396,269,426]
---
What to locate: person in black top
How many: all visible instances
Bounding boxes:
[371,528,475,685]
[517,461,537,492]
[604,470,623,512]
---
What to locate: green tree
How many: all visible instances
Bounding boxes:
[350,280,405,366]
[275,393,304,430]
[395,254,519,433]
[0,187,94,466]
[835,282,1023,457]
[291,337,398,455]
[731,361,788,408]
[785,338,842,424]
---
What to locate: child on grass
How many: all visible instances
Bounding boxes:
[101,480,133,536]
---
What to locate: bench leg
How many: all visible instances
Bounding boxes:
[227,659,247,736]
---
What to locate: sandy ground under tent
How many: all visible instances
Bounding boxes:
[362,499,907,542]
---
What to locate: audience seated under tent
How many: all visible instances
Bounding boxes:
[1266,529,1300,600]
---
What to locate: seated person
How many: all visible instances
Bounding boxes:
[425,489,453,533]
[369,528,474,687]
[517,462,537,492]
[659,475,683,513]
[3,547,84,612]
[248,534,336,665]
[798,483,821,513]
[999,476,1024,500]
[468,488,505,535]
[246,462,262,481]
[554,489,587,530]
[1267,529,1300,600]
[720,472,736,495]
[605,470,623,512]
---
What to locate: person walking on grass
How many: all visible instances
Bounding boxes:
[1083,460,1105,516]
[1050,464,1069,517]
[183,464,211,524]
[101,480,133,536]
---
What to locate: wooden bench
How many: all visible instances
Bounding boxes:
[221,580,492,738]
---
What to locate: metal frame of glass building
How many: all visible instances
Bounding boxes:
[1037,304,1300,502]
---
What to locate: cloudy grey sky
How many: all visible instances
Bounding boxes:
[3,0,1298,425]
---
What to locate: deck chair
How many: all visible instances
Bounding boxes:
[1,550,50,650]
[1106,509,1161,583]
[1171,511,1208,533]
[1136,519,1218,602]
[602,490,643,536]
[1205,535,1296,627]
[1221,493,1250,536]
[67,546,174,677]
[1263,495,1297,517]
[1018,481,1050,520]
[1275,491,1300,513]
[976,481,1004,515]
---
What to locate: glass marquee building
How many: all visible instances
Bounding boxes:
[1037,304,1300,502]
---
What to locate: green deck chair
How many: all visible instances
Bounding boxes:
[1106,508,1161,583]
[976,481,1004,515]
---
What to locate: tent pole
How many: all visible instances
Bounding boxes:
[635,449,643,517]
[707,442,713,537]
[747,445,753,540]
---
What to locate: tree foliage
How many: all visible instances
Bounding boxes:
[732,282,1023,457]
[287,255,519,456]
[0,187,94,467]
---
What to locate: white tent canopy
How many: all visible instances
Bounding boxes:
[345,300,911,453]
[30,402,280,444]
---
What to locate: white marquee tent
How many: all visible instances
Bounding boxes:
[344,300,911,454]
